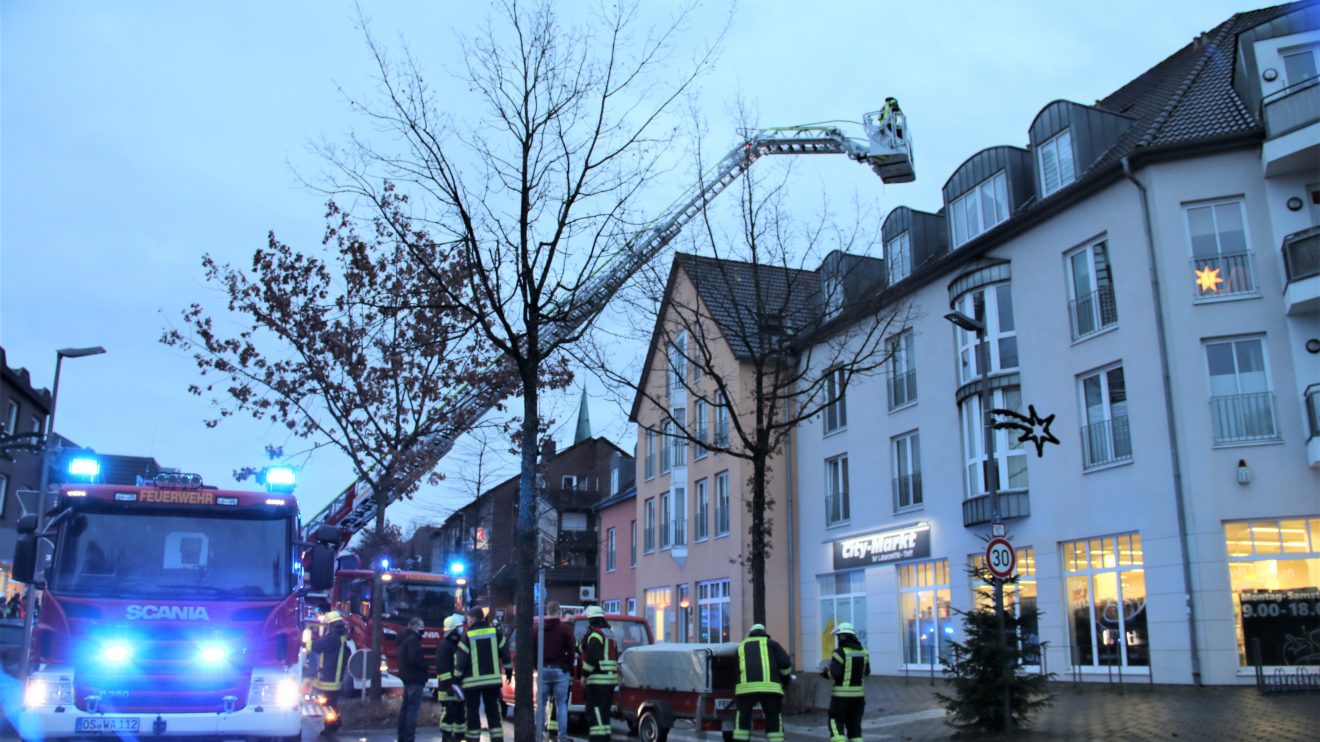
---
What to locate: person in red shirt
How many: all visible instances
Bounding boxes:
[537,601,576,742]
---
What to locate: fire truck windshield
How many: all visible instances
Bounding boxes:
[383,582,457,626]
[50,510,292,599]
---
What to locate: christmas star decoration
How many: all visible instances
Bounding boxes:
[1195,265,1224,293]
[990,405,1060,458]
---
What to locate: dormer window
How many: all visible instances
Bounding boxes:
[1038,129,1076,196]
[1282,43,1318,85]
[886,231,912,284]
[951,171,1009,248]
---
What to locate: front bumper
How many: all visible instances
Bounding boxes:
[12,706,302,740]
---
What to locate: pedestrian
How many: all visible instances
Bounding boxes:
[310,611,351,736]
[577,605,619,742]
[822,622,869,742]
[436,613,468,742]
[537,601,575,742]
[3,593,20,619]
[457,606,510,742]
[396,616,429,742]
[733,623,793,742]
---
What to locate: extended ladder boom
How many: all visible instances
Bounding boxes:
[303,105,914,540]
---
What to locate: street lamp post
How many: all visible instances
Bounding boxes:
[18,346,106,683]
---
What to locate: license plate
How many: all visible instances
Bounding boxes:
[714,698,733,710]
[75,717,140,734]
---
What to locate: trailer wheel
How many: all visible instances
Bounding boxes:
[638,709,669,742]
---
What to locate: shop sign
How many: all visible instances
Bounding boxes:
[1239,589,1320,666]
[833,522,931,570]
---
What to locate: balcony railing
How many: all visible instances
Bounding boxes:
[1068,285,1118,340]
[670,518,687,547]
[543,487,603,510]
[1262,74,1320,139]
[1210,392,1280,444]
[888,370,918,409]
[826,492,850,526]
[1192,252,1257,298]
[1305,385,1320,442]
[962,490,1030,528]
[557,530,598,553]
[1081,415,1133,469]
[892,473,922,512]
[1283,226,1320,284]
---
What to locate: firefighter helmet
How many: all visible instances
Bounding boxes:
[584,605,606,619]
[322,611,345,624]
[832,622,856,636]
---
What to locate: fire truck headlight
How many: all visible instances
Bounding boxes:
[102,642,133,665]
[24,676,74,707]
[198,642,229,666]
[275,677,300,707]
[24,679,47,707]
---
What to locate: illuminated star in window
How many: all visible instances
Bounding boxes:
[1195,265,1224,293]
[990,405,1060,458]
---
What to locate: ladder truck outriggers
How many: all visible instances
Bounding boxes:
[302,102,914,550]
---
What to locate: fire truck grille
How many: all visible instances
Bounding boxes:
[76,669,251,713]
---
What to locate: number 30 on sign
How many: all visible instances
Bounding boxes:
[985,537,1016,579]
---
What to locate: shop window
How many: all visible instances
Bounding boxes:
[971,547,1040,664]
[819,571,868,665]
[645,587,673,642]
[1062,533,1148,669]
[1224,518,1320,666]
[698,578,732,642]
[900,560,951,667]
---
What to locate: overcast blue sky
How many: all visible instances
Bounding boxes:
[1,0,1257,532]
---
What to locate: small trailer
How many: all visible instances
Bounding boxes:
[616,642,764,742]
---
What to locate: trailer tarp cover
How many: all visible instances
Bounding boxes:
[619,642,740,692]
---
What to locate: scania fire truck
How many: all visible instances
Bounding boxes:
[8,470,337,741]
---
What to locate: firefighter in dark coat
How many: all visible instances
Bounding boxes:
[733,623,793,742]
[311,611,351,734]
[577,606,620,742]
[457,607,510,741]
[822,622,870,742]
[435,613,467,742]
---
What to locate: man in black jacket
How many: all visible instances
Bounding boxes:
[435,613,467,742]
[396,616,428,742]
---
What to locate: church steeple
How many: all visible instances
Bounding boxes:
[574,387,592,444]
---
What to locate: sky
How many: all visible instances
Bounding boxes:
[1,0,1260,535]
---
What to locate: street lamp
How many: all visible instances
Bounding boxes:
[19,345,106,683]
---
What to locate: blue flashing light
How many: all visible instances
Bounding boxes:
[380,558,390,570]
[944,626,955,635]
[449,560,466,576]
[102,642,132,665]
[198,643,229,666]
[68,457,100,480]
[265,467,296,493]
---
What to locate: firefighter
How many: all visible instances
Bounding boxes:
[822,622,870,742]
[436,613,468,742]
[457,607,510,741]
[577,605,619,742]
[311,611,350,735]
[734,623,793,742]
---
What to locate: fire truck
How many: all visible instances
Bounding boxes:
[8,467,337,741]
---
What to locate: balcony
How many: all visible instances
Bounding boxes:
[1068,285,1118,341]
[1283,226,1320,316]
[557,530,599,554]
[1261,75,1320,177]
[1306,385,1320,468]
[1081,416,1133,469]
[1191,252,1258,300]
[962,490,1029,528]
[1210,392,1280,445]
[543,487,602,511]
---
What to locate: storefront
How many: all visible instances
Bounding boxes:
[1224,517,1320,667]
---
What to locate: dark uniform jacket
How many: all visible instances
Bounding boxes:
[435,630,463,692]
[456,620,510,689]
[396,627,429,685]
[735,632,793,695]
[826,635,870,697]
[311,624,350,690]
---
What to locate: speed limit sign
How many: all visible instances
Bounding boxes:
[985,537,1016,579]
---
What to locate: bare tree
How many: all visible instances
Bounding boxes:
[318,3,723,737]
[584,155,914,626]
[162,193,505,699]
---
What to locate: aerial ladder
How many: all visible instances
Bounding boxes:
[302,102,914,541]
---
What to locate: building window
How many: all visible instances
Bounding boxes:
[672,408,687,467]
[887,231,912,284]
[645,429,656,480]
[1205,337,1279,444]
[562,475,578,490]
[1225,518,1320,667]
[971,547,1040,663]
[819,571,867,664]
[0,473,8,518]
[3,400,16,435]
[644,499,656,553]
[825,455,850,526]
[660,422,673,474]
[672,486,687,547]
[892,431,922,512]
[630,520,637,566]
[951,170,1009,248]
[715,471,730,536]
[952,283,1017,385]
[1281,44,1319,85]
[698,579,732,642]
[1186,200,1256,298]
[900,560,951,666]
[659,492,672,550]
[603,599,621,614]
[561,512,588,532]
[1080,365,1131,469]
[1038,129,1076,196]
[31,415,44,434]
[715,392,730,447]
[606,527,617,572]
[1066,240,1117,341]
[645,587,673,642]
[888,331,917,410]
[626,597,637,616]
[694,399,709,459]
[694,479,709,542]
[824,368,847,433]
[1063,533,1149,668]
[959,387,1029,497]
[668,333,688,396]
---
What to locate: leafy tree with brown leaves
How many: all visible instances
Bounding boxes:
[163,191,505,699]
